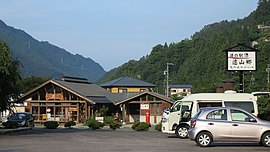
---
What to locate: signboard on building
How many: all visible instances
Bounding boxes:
[227,51,256,71]
[140,104,149,110]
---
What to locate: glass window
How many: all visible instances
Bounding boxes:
[150,103,155,114]
[224,102,254,113]
[148,96,154,101]
[32,107,38,114]
[140,89,147,92]
[119,89,127,93]
[198,102,222,109]
[181,102,192,112]
[206,109,227,120]
[171,101,182,112]
[156,104,161,114]
[230,109,254,122]
[141,95,146,101]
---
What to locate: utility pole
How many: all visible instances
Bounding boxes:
[164,62,173,97]
[267,64,270,91]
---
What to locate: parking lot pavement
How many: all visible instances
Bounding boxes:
[0,127,32,134]
[0,126,269,152]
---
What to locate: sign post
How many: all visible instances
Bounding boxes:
[224,43,259,93]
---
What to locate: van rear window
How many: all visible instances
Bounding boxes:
[224,102,254,113]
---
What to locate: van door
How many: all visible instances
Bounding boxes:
[168,101,182,130]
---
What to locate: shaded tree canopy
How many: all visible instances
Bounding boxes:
[0,41,21,112]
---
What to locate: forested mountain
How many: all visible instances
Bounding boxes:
[0,20,106,82]
[100,0,270,93]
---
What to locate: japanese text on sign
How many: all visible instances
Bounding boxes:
[227,51,256,71]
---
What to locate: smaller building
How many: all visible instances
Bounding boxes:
[169,84,192,97]
[114,91,173,124]
[100,76,157,93]
[215,79,236,93]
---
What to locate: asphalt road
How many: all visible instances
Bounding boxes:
[0,127,269,152]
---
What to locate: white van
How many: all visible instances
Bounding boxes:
[161,90,259,138]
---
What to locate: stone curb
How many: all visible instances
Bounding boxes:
[0,127,32,135]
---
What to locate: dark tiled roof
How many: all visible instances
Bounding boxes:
[111,92,140,104]
[54,80,113,104]
[169,84,192,88]
[61,76,91,84]
[114,91,173,105]
[100,77,157,87]
[87,96,112,104]
[20,78,170,106]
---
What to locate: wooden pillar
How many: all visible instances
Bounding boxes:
[154,103,157,124]
[77,103,79,122]
[88,105,90,118]
[38,106,40,121]
[61,104,64,122]
[30,103,32,113]
[84,102,87,119]
[91,106,94,118]
[122,104,126,123]
[54,106,56,121]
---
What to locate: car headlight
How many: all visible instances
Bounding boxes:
[21,120,26,126]
[161,118,167,123]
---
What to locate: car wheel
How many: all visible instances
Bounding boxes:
[176,125,189,138]
[196,132,213,147]
[261,132,270,147]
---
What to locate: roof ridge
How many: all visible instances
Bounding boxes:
[113,76,125,85]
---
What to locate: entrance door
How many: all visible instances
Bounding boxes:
[129,103,140,122]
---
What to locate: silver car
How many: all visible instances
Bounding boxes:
[188,107,270,147]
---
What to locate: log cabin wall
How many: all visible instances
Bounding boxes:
[24,83,90,123]
[121,93,172,124]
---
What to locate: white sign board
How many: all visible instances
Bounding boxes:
[227,51,256,71]
[141,104,149,110]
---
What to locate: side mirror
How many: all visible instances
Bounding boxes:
[249,118,257,122]
[163,108,170,114]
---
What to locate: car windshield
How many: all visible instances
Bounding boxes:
[10,113,26,120]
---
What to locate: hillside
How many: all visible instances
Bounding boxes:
[100,0,270,93]
[0,20,106,82]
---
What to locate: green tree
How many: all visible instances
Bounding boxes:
[19,76,49,94]
[0,41,21,112]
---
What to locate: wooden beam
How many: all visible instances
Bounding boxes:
[77,103,79,122]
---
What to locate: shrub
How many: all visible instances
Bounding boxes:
[131,121,140,129]
[104,116,114,125]
[155,122,162,131]
[132,122,150,131]
[64,121,76,128]
[85,118,103,130]
[44,121,59,129]
[2,121,18,129]
[110,122,122,130]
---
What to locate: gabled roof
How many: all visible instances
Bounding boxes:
[100,76,157,87]
[169,84,192,88]
[114,91,173,105]
[20,79,115,104]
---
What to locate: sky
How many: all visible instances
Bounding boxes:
[0,0,258,71]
